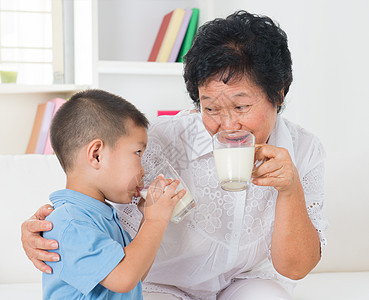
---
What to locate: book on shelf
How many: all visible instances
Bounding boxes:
[35,101,55,154]
[168,8,193,62]
[177,8,200,62]
[148,10,174,62]
[156,8,186,62]
[26,98,66,154]
[157,110,181,116]
[26,101,54,154]
[43,98,67,155]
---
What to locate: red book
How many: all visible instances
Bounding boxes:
[157,110,181,116]
[148,10,174,62]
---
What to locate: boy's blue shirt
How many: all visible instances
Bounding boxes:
[42,189,143,300]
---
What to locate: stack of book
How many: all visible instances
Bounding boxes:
[148,8,199,63]
[26,98,67,154]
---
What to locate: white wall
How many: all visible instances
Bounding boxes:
[213,0,369,156]
[98,74,192,121]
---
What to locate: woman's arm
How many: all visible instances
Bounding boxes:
[21,204,60,274]
[252,144,321,280]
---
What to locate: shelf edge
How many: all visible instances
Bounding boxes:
[98,61,184,76]
[0,84,90,94]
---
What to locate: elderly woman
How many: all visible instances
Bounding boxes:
[21,11,327,300]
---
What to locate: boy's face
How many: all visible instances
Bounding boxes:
[99,122,147,204]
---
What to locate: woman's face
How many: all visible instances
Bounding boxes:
[199,78,278,144]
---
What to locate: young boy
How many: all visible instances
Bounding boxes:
[42,89,185,299]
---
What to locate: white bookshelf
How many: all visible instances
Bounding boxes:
[98,61,184,76]
[0,84,89,95]
[92,0,215,122]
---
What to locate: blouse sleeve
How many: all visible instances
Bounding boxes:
[302,161,328,255]
[299,134,329,256]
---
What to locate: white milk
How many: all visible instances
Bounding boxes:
[213,147,255,191]
[139,184,195,223]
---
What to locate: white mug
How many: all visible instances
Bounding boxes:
[213,130,255,192]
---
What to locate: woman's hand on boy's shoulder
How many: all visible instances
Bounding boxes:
[21,204,60,274]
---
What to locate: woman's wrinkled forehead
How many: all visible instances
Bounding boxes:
[199,76,265,102]
[200,71,258,91]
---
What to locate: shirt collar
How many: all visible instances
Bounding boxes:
[267,115,296,165]
[184,113,213,161]
[49,189,115,220]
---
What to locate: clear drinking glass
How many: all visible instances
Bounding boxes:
[140,160,195,223]
[213,130,255,192]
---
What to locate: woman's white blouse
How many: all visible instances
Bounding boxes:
[117,110,328,300]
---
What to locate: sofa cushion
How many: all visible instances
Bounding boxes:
[0,155,65,284]
[312,151,369,273]
[293,272,369,300]
[1,272,368,300]
[0,283,42,300]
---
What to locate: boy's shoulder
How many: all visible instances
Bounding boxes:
[44,202,97,239]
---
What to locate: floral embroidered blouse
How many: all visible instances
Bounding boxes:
[117,110,327,300]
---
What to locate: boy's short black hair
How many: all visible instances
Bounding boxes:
[50,89,149,172]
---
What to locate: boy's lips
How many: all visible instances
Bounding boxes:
[135,187,142,197]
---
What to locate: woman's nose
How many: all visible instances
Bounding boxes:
[220,110,242,131]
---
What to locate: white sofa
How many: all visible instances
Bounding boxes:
[1,154,368,299]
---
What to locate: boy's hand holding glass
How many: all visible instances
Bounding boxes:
[139,160,196,223]
[141,175,186,224]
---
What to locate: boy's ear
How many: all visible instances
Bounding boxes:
[87,139,104,169]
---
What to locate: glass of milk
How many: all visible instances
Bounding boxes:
[213,130,255,192]
[139,160,195,223]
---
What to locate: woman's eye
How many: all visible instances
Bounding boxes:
[235,105,250,111]
[204,107,218,114]
[135,150,142,157]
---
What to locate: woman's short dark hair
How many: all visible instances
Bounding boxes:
[50,89,149,172]
[184,10,292,113]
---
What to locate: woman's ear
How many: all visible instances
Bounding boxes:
[279,89,285,105]
[277,89,285,112]
[87,139,104,169]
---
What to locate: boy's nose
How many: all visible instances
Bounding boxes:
[140,166,145,179]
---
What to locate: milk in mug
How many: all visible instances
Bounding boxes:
[213,147,255,191]
[139,183,195,223]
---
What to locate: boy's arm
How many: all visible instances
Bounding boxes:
[100,177,185,293]
[136,197,154,282]
[137,197,145,230]
[141,262,153,282]
[100,219,167,293]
